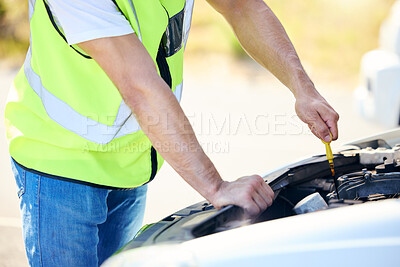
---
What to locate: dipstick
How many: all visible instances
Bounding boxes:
[321,134,340,198]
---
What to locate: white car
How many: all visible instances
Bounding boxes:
[103,129,400,266]
[355,1,400,128]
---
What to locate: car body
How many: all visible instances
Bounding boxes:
[103,128,400,266]
[355,0,400,128]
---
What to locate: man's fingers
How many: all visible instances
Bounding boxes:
[327,119,339,141]
[257,180,274,207]
[326,112,339,141]
[318,105,339,141]
[211,175,275,218]
[296,95,339,142]
[242,195,261,217]
[309,115,331,142]
[252,175,274,206]
[240,175,274,216]
[249,176,274,215]
[251,192,268,213]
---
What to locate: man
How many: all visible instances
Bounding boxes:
[5,0,339,266]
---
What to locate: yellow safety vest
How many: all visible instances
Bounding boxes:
[5,0,194,188]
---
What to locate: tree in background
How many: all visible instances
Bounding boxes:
[0,0,29,62]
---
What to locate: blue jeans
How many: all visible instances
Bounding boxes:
[11,159,147,266]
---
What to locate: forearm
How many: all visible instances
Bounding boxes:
[78,33,275,215]
[79,35,223,202]
[209,0,339,141]
[80,35,223,201]
[125,72,224,201]
[209,0,314,98]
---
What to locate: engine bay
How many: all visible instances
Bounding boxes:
[120,133,400,251]
[256,144,400,223]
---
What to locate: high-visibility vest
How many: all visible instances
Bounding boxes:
[5,0,194,188]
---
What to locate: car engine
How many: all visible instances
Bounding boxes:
[118,134,400,251]
[256,145,400,222]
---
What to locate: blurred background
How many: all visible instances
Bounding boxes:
[0,0,396,266]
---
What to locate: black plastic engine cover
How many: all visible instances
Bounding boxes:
[334,171,400,200]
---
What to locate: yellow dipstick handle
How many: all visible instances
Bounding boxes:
[321,134,335,177]
[321,133,340,198]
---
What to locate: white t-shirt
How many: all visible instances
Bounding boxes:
[47,0,135,45]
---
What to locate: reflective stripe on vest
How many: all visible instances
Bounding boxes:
[25,0,193,145]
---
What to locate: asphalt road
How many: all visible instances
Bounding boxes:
[0,55,387,266]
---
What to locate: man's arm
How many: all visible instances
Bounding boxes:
[207,0,339,142]
[78,34,274,216]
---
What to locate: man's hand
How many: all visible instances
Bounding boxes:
[212,175,275,217]
[295,89,339,143]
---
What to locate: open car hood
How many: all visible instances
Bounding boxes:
[104,128,400,266]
